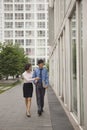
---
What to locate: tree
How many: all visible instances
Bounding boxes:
[45,62,49,72]
[0,43,28,79]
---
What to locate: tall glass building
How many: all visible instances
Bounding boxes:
[0,0,49,67]
[49,0,87,130]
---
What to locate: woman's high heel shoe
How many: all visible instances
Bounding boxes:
[26,111,31,117]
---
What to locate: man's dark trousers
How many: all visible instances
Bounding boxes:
[36,86,45,113]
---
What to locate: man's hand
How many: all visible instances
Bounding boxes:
[43,85,48,89]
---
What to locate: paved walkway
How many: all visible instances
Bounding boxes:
[0,84,74,130]
[48,87,74,130]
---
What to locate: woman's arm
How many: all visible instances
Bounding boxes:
[22,73,39,82]
[22,74,36,82]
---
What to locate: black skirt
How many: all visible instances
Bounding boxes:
[23,83,33,98]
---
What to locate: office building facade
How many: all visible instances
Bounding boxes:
[0,0,49,67]
[49,0,87,129]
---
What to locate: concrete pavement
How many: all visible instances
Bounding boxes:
[0,84,74,130]
[48,87,74,130]
[0,83,52,130]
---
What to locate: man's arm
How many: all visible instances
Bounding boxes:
[45,69,49,86]
[32,70,37,84]
[32,70,36,78]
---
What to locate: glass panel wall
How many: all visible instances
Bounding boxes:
[71,8,77,115]
[79,0,84,125]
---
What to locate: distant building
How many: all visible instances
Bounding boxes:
[0,0,49,67]
[49,0,87,130]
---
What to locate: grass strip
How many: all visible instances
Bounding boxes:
[0,79,21,94]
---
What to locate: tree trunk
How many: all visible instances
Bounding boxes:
[13,76,14,79]
[6,76,8,80]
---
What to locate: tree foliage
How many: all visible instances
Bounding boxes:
[0,43,28,79]
[45,62,49,72]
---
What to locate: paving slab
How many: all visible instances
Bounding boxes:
[0,84,52,130]
[0,83,75,130]
[47,87,74,130]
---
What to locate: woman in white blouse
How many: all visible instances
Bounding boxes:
[22,63,39,117]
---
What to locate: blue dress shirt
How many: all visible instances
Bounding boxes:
[32,67,49,86]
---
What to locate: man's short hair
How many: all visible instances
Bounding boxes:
[37,59,44,65]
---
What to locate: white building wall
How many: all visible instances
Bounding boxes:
[49,0,87,129]
[83,0,87,129]
[0,0,3,43]
[0,0,49,67]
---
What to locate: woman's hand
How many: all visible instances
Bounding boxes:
[34,77,40,84]
[35,77,40,81]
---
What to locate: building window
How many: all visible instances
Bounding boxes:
[26,48,35,56]
[4,0,12,2]
[4,31,13,37]
[15,13,24,19]
[47,47,50,56]
[15,39,24,46]
[37,13,45,20]
[36,48,45,56]
[37,31,45,37]
[37,4,45,11]
[79,0,84,125]
[15,22,24,28]
[5,39,13,43]
[45,4,48,11]
[4,22,13,28]
[4,13,13,20]
[37,22,45,28]
[70,8,77,115]
[60,0,65,23]
[15,4,24,11]
[15,31,24,37]
[4,4,13,11]
[26,13,34,20]
[37,39,45,46]
[25,22,34,28]
[26,39,35,46]
[37,0,45,2]
[26,0,33,2]
[47,39,49,45]
[29,58,35,65]
[25,4,34,11]
[26,31,34,37]
[15,0,24,2]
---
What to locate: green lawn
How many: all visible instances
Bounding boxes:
[0,80,21,94]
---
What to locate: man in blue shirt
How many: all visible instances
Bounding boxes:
[32,59,49,116]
